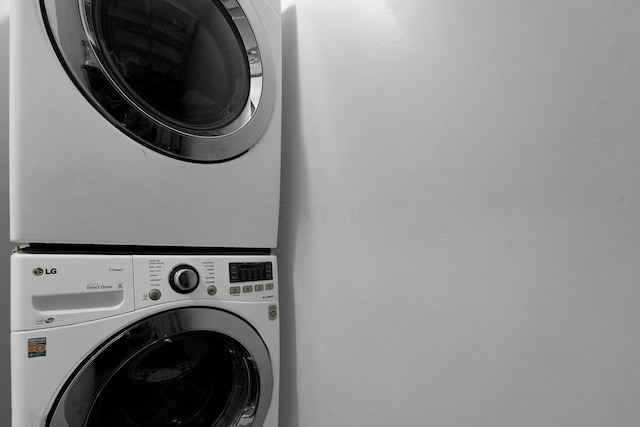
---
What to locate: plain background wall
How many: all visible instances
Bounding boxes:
[276,0,640,426]
[3,0,640,425]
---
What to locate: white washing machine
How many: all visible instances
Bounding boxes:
[11,252,279,427]
[10,0,281,248]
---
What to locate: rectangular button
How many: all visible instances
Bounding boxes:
[255,284,264,292]
[243,285,253,293]
[265,283,274,291]
[230,286,241,295]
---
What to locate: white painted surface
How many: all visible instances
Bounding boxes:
[0,0,12,418]
[277,1,640,426]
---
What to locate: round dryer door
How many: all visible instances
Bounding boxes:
[41,0,276,162]
[46,308,273,426]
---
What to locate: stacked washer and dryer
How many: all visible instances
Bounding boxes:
[9,0,282,426]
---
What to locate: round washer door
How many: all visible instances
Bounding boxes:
[46,307,273,427]
[41,0,276,163]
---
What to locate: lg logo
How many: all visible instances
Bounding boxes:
[32,268,57,276]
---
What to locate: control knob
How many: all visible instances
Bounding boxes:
[169,264,200,294]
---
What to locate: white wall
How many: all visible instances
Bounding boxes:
[0,0,12,418]
[277,1,640,426]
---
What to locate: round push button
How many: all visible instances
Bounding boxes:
[148,289,162,301]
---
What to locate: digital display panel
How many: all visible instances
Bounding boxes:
[229,262,273,283]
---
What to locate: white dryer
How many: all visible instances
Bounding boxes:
[11,252,279,427]
[10,0,281,248]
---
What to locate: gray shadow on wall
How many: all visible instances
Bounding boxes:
[0,12,12,421]
[275,5,307,427]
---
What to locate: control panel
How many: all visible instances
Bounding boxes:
[133,255,278,309]
[12,253,278,331]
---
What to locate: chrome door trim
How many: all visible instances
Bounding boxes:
[46,307,273,426]
[41,0,276,163]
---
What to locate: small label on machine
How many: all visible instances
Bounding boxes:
[28,338,47,358]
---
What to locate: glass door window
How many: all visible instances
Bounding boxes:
[91,0,250,132]
[47,308,273,427]
[42,0,274,162]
